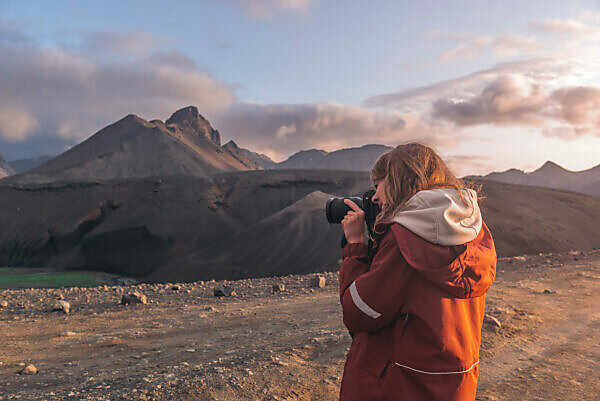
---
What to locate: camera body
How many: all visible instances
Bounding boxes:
[325,189,379,248]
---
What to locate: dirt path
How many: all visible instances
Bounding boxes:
[1,250,599,400]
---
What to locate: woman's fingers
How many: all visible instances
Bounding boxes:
[343,199,363,213]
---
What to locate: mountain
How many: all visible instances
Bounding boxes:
[0,169,368,278]
[8,155,53,174]
[0,156,15,179]
[276,149,329,169]
[275,144,393,171]
[2,169,600,281]
[5,106,261,185]
[480,161,600,197]
[223,140,276,169]
[153,190,344,281]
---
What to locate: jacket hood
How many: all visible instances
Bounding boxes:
[391,188,482,246]
[389,220,496,299]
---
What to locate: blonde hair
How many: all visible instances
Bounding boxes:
[371,143,465,230]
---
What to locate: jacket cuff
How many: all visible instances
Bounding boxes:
[342,242,368,259]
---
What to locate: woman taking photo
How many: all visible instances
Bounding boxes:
[338,143,496,401]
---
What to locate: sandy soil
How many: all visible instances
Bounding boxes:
[1,250,599,401]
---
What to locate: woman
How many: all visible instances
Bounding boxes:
[338,143,496,401]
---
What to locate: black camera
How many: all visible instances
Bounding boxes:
[325,190,379,248]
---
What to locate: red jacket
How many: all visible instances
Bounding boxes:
[338,221,496,401]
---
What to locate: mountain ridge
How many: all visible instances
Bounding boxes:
[275,144,393,171]
[479,160,600,198]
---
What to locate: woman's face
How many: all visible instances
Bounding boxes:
[372,178,387,209]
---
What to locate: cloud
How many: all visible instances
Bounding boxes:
[365,58,565,111]
[213,102,451,161]
[0,22,236,153]
[228,0,316,19]
[432,75,549,126]
[529,18,593,35]
[443,154,494,177]
[527,14,600,53]
[0,107,39,142]
[62,30,169,58]
[429,31,541,63]
[431,75,600,137]
[367,37,600,140]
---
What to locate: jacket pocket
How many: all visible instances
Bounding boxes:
[340,359,390,401]
[347,333,390,378]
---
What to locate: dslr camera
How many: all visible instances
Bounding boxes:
[325,189,379,248]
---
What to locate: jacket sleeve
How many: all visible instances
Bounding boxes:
[339,230,413,333]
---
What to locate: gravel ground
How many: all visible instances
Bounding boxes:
[1,250,600,400]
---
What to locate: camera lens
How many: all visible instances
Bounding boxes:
[325,196,362,224]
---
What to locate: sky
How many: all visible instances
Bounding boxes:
[0,0,599,176]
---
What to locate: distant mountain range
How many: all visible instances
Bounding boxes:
[476,161,600,198]
[274,144,393,171]
[2,105,598,200]
[8,155,53,174]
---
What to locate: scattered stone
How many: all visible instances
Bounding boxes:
[52,300,70,314]
[483,314,502,331]
[272,284,286,293]
[204,306,218,312]
[312,276,326,288]
[121,291,147,305]
[172,285,181,291]
[543,289,556,294]
[20,364,37,375]
[0,299,7,308]
[214,285,236,297]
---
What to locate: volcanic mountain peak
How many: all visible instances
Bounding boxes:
[165,105,202,124]
[535,160,569,173]
[165,106,220,146]
[223,140,239,150]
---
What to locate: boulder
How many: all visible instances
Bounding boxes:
[20,364,37,375]
[121,291,147,305]
[52,300,70,314]
[272,284,286,293]
[214,285,236,297]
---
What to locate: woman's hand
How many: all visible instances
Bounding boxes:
[341,199,366,244]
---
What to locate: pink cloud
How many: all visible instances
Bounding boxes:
[431,76,600,138]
